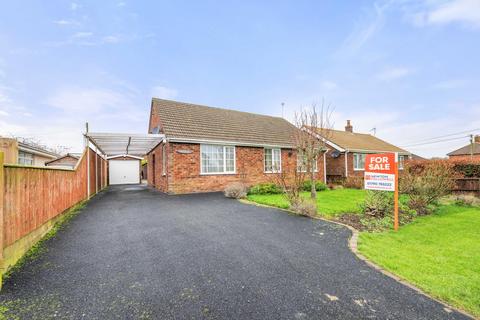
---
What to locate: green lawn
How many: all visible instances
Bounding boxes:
[358,205,480,317]
[247,188,366,217]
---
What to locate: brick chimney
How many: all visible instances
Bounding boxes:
[345,120,353,133]
[475,135,480,143]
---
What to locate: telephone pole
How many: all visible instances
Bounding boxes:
[470,134,474,160]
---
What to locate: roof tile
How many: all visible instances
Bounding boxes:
[151,98,297,147]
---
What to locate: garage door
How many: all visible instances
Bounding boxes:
[109,160,140,185]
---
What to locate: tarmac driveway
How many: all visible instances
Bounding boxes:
[0,185,470,319]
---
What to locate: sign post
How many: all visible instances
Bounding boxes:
[364,153,399,231]
[394,152,399,231]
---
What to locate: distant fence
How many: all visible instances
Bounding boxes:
[453,178,480,193]
[0,147,107,281]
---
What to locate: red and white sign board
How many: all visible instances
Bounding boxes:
[364,153,396,192]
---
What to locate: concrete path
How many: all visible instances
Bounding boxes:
[0,185,470,319]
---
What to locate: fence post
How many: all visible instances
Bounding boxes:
[0,152,5,288]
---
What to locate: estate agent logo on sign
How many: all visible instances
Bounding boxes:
[364,153,396,192]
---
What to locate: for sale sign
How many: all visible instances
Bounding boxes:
[364,153,396,192]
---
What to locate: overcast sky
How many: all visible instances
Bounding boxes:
[0,0,479,157]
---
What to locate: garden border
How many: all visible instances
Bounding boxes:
[238,199,475,319]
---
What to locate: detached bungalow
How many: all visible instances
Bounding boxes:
[308,121,411,181]
[146,99,410,193]
[147,99,325,194]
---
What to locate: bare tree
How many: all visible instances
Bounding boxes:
[267,101,333,216]
[15,136,70,156]
[293,101,333,200]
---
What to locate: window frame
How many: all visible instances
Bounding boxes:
[264,148,282,173]
[398,155,405,170]
[18,151,34,166]
[200,144,236,175]
[297,152,318,172]
[353,153,366,171]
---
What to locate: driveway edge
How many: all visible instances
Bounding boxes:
[238,199,475,319]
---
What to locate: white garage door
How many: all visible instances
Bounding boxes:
[109,160,140,185]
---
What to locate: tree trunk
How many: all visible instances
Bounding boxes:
[310,167,317,199]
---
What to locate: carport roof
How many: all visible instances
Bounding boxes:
[85,132,164,157]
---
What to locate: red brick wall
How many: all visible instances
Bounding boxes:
[449,154,480,162]
[325,151,364,180]
[325,151,346,178]
[147,142,169,192]
[149,142,325,194]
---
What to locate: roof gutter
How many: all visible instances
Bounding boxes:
[345,148,411,155]
[302,128,346,152]
[166,137,294,149]
[18,145,58,159]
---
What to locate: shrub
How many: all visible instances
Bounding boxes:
[400,160,456,214]
[290,199,317,217]
[453,194,480,207]
[359,190,393,218]
[343,176,363,189]
[452,162,480,178]
[224,183,247,199]
[248,183,283,195]
[302,180,328,192]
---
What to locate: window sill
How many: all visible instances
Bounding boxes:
[353,168,365,171]
[200,172,236,176]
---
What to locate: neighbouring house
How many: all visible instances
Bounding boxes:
[447,135,480,161]
[45,153,82,169]
[0,137,59,166]
[307,120,411,182]
[147,98,325,194]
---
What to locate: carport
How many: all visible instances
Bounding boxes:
[84,131,164,188]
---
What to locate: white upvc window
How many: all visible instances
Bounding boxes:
[353,153,366,171]
[18,151,34,166]
[398,155,405,170]
[200,144,235,174]
[297,153,318,172]
[264,148,281,173]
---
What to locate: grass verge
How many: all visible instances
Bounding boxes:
[358,204,480,317]
[2,200,88,283]
[247,188,366,217]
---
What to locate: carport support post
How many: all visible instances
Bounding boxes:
[86,122,90,199]
[0,152,4,288]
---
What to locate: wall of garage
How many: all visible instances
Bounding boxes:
[0,147,107,286]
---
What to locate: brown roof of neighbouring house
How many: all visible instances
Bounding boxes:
[410,153,427,160]
[308,127,409,154]
[45,153,80,165]
[447,143,480,156]
[150,98,297,147]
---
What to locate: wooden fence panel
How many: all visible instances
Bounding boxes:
[454,178,480,192]
[2,147,107,248]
